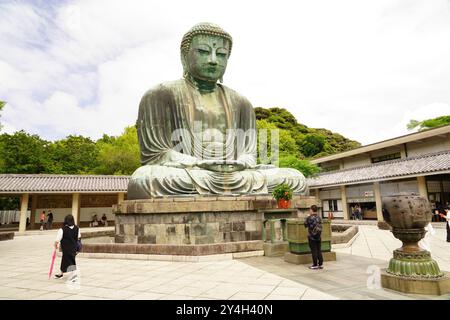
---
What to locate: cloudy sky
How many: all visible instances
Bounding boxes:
[1,0,449,145]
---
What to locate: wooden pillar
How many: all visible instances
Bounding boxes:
[117,192,125,204]
[417,176,428,200]
[374,182,384,222]
[340,185,350,220]
[30,195,38,230]
[19,193,29,233]
[72,193,80,226]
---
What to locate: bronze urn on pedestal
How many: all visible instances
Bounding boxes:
[381,193,450,295]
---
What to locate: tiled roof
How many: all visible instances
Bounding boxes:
[307,150,450,188]
[0,174,129,193]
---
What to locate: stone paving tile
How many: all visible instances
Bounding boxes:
[60,294,107,300]
[270,286,307,297]
[264,294,298,300]
[30,291,72,300]
[186,281,221,290]
[198,285,240,300]
[126,292,167,300]
[229,292,269,300]
[301,288,339,300]
[170,286,209,297]
[160,295,195,300]
[1,226,449,300]
[147,283,186,295]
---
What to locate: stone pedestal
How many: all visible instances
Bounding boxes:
[381,269,450,295]
[284,251,336,265]
[263,241,289,257]
[112,194,317,256]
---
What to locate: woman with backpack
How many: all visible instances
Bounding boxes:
[304,205,324,270]
[53,214,81,279]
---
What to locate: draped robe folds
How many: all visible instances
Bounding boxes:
[127,79,307,199]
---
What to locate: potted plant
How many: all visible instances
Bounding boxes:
[272,184,293,209]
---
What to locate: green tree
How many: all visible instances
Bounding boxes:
[407,115,450,131]
[299,133,326,158]
[254,107,360,158]
[279,155,321,177]
[94,126,140,175]
[0,130,53,173]
[50,135,99,174]
[256,120,300,163]
[0,101,5,131]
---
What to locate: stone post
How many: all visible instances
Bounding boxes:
[19,193,29,234]
[72,193,80,226]
[374,182,383,222]
[417,176,428,200]
[30,194,38,230]
[117,192,125,204]
[340,185,349,220]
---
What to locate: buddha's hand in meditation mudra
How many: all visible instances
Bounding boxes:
[162,157,249,173]
[196,160,248,173]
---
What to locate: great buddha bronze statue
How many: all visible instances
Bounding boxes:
[127,23,307,199]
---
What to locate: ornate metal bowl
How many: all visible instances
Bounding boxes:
[382,193,431,229]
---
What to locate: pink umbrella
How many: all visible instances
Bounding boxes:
[48,248,56,279]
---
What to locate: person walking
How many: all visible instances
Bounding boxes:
[53,214,81,279]
[39,211,46,231]
[47,210,54,230]
[304,205,324,270]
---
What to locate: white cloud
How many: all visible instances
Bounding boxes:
[1,0,449,145]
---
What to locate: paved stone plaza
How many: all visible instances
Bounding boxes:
[0,225,449,300]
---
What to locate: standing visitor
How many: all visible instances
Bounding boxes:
[39,211,46,231]
[304,205,323,270]
[355,204,362,220]
[47,210,54,230]
[441,208,450,242]
[53,214,81,279]
[101,214,108,227]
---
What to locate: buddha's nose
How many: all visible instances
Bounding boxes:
[208,52,217,65]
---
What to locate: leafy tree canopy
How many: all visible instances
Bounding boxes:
[0,101,5,131]
[407,115,450,131]
[50,135,99,174]
[254,107,360,159]
[0,130,53,174]
[94,126,140,175]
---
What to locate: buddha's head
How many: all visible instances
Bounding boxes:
[180,23,233,84]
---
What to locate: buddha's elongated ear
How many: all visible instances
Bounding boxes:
[181,53,188,78]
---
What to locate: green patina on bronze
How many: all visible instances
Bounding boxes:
[127,22,307,198]
[383,194,444,278]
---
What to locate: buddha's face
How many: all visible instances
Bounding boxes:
[185,34,230,82]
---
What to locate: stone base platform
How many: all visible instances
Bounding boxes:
[77,250,264,262]
[263,241,289,257]
[381,269,450,295]
[284,251,337,265]
[82,240,263,256]
[0,232,14,241]
[112,194,317,255]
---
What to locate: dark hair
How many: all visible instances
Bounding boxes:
[64,214,75,226]
[310,205,318,213]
